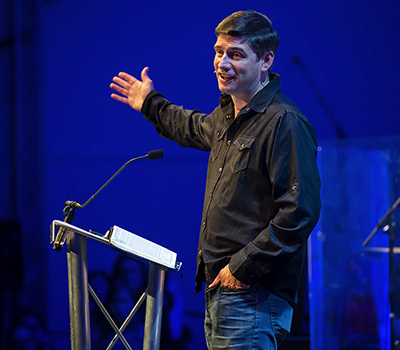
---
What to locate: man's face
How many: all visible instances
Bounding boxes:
[214,34,270,103]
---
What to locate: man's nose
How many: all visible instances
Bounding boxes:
[218,53,231,70]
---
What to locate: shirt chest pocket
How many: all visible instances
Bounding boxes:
[231,136,255,174]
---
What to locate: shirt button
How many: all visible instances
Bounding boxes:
[245,107,250,112]
[198,249,202,257]
[226,114,231,119]
[219,168,222,172]
[227,140,231,145]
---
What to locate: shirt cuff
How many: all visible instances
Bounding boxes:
[141,90,164,116]
[229,249,254,285]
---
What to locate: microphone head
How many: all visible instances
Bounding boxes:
[147,149,164,160]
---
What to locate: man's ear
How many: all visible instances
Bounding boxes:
[261,51,275,72]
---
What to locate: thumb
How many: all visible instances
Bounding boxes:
[141,67,151,82]
[208,274,221,290]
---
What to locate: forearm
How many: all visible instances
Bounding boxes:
[141,90,213,151]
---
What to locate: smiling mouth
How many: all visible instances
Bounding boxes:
[219,73,235,82]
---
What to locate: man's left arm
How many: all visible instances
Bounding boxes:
[229,111,321,285]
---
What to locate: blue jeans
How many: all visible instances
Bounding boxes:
[204,283,293,350]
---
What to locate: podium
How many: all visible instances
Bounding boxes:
[50,219,182,350]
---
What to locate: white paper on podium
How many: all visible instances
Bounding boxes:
[108,225,179,270]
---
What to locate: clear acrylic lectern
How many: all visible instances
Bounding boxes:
[50,219,182,350]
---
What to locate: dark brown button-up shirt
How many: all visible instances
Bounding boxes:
[142,73,321,307]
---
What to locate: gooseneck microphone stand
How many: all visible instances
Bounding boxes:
[53,149,164,251]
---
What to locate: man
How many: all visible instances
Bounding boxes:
[110,10,321,350]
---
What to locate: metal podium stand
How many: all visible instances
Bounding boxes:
[50,220,182,350]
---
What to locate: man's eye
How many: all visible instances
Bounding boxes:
[232,53,242,59]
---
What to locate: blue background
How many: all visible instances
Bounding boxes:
[1,0,400,349]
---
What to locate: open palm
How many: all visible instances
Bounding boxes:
[110,67,154,112]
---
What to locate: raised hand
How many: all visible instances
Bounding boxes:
[110,67,154,112]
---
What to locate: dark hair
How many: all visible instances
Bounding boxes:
[215,10,279,60]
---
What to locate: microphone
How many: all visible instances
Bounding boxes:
[147,149,163,160]
[65,149,164,210]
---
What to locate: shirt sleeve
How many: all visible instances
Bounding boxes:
[229,111,321,285]
[141,90,217,151]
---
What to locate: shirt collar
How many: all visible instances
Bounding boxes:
[247,73,281,113]
[218,73,281,114]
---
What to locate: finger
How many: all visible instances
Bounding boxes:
[112,76,132,91]
[110,93,129,105]
[118,72,137,85]
[110,82,129,97]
